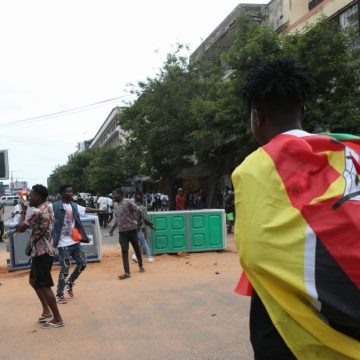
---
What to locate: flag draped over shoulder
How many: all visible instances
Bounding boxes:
[232,131,360,360]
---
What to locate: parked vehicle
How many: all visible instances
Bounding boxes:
[0,195,21,205]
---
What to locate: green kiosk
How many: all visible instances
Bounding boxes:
[149,209,226,254]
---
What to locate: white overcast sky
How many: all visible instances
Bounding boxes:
[0,0,270,188]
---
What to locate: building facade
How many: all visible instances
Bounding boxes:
[89,107,127,149]
[75,139,92,154]
[282,0,359,35]
[190,4,266,62]
[191,1,359,62]
[10,180,28,192]
[187,0,359,205]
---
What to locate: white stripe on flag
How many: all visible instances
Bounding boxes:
[304,224,321,311]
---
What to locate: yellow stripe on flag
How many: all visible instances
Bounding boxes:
[232,147,360,359]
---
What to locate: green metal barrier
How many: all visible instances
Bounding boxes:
[149,209,226,254]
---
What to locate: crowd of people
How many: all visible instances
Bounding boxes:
[10,183,156,329]
[4,183,232,331]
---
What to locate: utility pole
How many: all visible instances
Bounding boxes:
[10,170,20,194]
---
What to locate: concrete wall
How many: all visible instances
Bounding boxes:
[288,0,309,28]
[287,0,357,32]
[190,3,266,65]
[267,0,291,32]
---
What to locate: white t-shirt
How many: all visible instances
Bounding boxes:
[97,197,111,211]
[13,204,22,223]
[58,203,86,247]
[107,198,113,214]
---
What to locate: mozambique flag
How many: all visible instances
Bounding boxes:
[232,130,360,359]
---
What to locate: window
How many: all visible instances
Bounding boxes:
[339,4,360,49]
[308,0,324,11]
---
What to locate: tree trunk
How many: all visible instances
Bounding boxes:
[167,175,177,210]
[207,154,224,208]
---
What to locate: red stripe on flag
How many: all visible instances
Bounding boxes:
[264,134,360,289]
[305,135,345,152]
[264,135,340,209]
[235,272,253,296]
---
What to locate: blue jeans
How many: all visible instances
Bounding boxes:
[138,229,152,258]
[56,243,87,296]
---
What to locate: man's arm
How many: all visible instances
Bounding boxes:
[109,221,117,236]
[16,205,30,233]
[141,207,154,229]
[143,218,154,229]
[85,207,104,214]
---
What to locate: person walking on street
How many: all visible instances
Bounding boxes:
[97,194,111,228]
[109,188,145,280]
[16,184,64,329]
[225,190,235,234]
[53,185,103,304]
[132,193,154,263]
[107,196,114,226]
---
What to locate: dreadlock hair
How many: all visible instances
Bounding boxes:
[243,59,315,119]
[32,184,49,201]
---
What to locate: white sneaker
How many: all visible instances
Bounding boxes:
[147,257,154,263]
[132,253,138,263]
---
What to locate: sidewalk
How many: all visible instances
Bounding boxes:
[0,234,252,360]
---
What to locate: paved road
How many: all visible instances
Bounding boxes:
[0,204,253,359]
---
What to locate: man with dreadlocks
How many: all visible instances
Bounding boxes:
[232,59,360,359]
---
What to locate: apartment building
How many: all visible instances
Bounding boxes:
[191,0,359,68]
[89,107,127,149]
[265,0,358,45]
[188,0,359,203]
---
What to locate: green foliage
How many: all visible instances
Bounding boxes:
[220,14,360,154]
[119,46,200,180]
[282,18,360,133]
[47,147,136,195]
[48,149,97,194]
[226,13,281,73]
[49,15,360,199]
[118,15,360,192]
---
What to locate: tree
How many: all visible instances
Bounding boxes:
[47,149,98,194]
[282,18,360,133]
[47,147,137,195]
[49,15,360,205]
[190,14,360,205]
[119,46,202,207]
[225,14,360,137]
[87,147,137,194]
[186,15,282,205]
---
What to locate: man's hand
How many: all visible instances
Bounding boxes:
[21,201,29,212]
[109,222,117,236]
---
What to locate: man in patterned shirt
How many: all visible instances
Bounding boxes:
[17,184,64,329]
[109,188,145,279]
